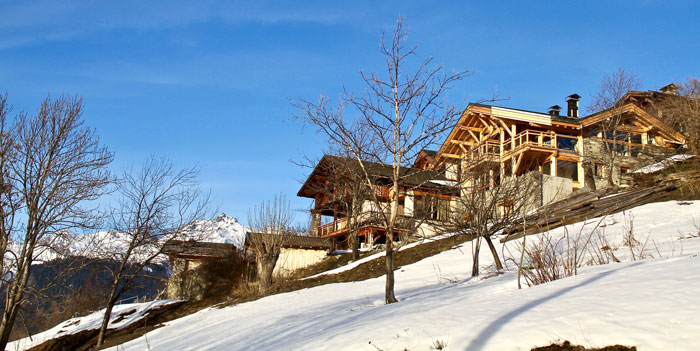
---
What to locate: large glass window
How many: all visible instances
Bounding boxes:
[414,195,450,221]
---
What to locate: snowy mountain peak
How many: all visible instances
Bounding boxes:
[185,213,249,248]
[216,213,239,223]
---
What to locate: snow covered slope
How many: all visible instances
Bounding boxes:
[8,300,180,350]
[15,201,700,350]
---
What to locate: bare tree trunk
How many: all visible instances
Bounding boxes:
[96,282,119,346]
[484,236,503,271]
[257,254,278,293]
[607,156,616,187]
[349,205,360,261]
[384,233,398,304]
[471,236,481,277]
[0,261,31,348]
[351,230,360,261]
[518,236,526,289]
[384,178,399,304]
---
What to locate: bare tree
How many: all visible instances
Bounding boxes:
[587,68,642,187]
[658,78,700,155]
[0,93,17,287]
[95,157,208,347]
[0,95,113,349]
[296,18,468,304]
[438,162,540,277]
[247,194,296,293]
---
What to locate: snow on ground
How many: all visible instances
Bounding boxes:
[13,201,700,351]
[8,300,180,351]
[305,233,453,279]
[633,154,694,174]
[99,200,700,351]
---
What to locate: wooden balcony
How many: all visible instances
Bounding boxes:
[503,130,556,156]
[316,212,414,238]
[463,140,500,166]
[465,130,581,166]
[318,217,348,237]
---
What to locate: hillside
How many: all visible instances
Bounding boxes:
[11,200,700,350]
[4,214,248,342]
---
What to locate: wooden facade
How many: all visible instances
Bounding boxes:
[298,87,688,248]
[436,95,686,190]
[297,155,457,247]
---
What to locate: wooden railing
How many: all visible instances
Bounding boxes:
[316,211,415,237]
[464,140,500,165]
[466,130,581,162]
[504,130,556,155]
[318,217,348,237]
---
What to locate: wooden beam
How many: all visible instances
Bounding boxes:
[450,139,474,145]
[514,153,524,175]
[441,153,462,159]
[459,126,484,132]
[496,118,513,137]
[476,114,493,132]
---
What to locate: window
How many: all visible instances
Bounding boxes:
[414,195,450,221]
[556,160,578,182]
[594,163,605,178]
[557,136,577,151]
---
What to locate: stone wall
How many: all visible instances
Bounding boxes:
[166,256,249,301]
[583,138,674,187]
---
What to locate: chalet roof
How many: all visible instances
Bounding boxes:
[297,155,451,198]
[246,232,332,250]
[162,240,238,259]
[421,149,438,157]
[579,102,686,143]
[437,98,687,162]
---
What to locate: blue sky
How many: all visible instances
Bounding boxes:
[1,0,698,225]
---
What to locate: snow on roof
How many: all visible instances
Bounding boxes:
[429,179,458,186]
[633,154,695,174]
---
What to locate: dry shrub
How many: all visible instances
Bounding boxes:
[521,218,605,286]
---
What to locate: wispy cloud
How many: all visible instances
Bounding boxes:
[0,0,373,50]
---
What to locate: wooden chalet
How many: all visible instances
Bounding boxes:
[298,85,688,249]
[437,91,686,193]
[297,155,458,247]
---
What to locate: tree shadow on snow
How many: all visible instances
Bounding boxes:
[465,262,643,351]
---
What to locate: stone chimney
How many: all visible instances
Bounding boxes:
[566,94,581,118]
[660,83,679,95]
[548,105,562,117]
